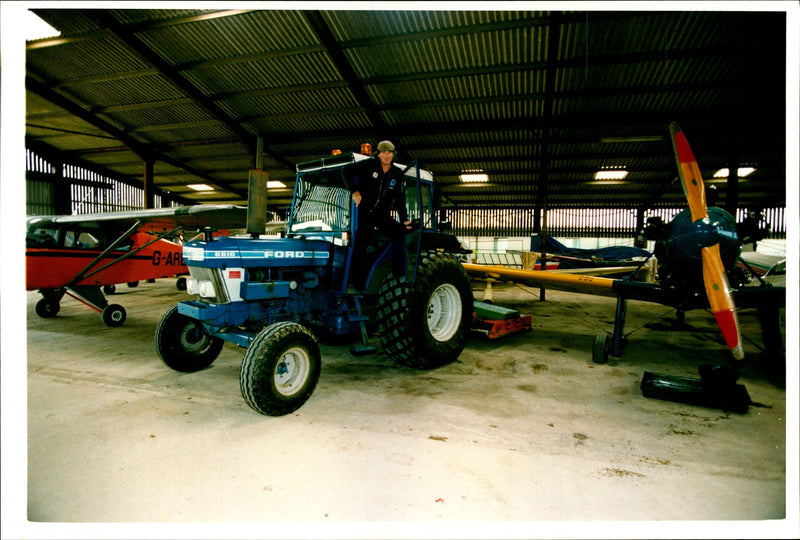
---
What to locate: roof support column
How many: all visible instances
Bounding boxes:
[143,158,155,209]
[54,161,71,215]
[534,12,563,301]
[725,138,739,217]
[634,208,647,248]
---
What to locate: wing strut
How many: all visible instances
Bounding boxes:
[66,222,182,287]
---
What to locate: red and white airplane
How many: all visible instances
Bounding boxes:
[26,205,251,326]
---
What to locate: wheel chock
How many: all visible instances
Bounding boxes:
[640,365,755,414]
[472,301,532,340]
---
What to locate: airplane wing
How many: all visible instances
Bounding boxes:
[462,262,662,301]
[26,204,254,234]
[526,265,644,277]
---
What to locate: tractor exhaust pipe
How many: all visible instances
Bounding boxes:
[246,168,268,237]
[247,136,268,237]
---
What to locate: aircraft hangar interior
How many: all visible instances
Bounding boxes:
[3,3,798,539]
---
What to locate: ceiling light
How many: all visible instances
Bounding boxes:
[460,170,489,183]
[26,11,61,41]
[600,135,663,144]
[594,170,628,180]
[187,184,214,191]
[589,180,629,185]
[713,167,756,178]
[267,181,286,189]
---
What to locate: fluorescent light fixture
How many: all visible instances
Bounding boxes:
[26,11,61,41]
[713,167,756,178]
[590,180,629,185]
[460,170,489,183]
[187,184,214,191]
[600,135,663,144]
[267,180,286,189]
[594,170,629,180]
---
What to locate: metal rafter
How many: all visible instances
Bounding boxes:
[89,10,256,154]
[303,10,388,138]
[87,9,297,174]
[25,76,248,200]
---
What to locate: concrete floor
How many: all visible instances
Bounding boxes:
[10,278,798,537]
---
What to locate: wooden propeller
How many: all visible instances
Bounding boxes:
[670,123,744,361]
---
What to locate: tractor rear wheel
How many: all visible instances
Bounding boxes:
[240,322,321,416]
[156,305,223,372]
[376,252,473,369]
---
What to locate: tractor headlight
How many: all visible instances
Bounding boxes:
[187,277,217,299]
[198,280,216,298]
[186,267,230,304]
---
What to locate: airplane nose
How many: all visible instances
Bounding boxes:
[692,217,718,249]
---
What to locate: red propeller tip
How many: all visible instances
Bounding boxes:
[673,129,696,165]
[712,308,744,359]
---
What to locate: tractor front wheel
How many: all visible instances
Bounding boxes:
[240,322,321,416]
[156,305,223,372]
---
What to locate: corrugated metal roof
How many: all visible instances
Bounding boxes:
[24,8,788,213]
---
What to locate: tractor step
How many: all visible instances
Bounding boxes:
[350,344,377,356]
[350,295,375,355]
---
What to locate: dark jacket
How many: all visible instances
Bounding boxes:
[349,158,407,223]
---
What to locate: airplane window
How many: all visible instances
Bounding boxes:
[77,232,101,249]
[26,228,58,248]
[116,239,133,251]
[64,230,103,249]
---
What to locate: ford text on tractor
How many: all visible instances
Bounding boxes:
[155,151,473,416]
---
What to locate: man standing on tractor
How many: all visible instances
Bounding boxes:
[348,140,412,290]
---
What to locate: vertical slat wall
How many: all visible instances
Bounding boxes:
[26,149,57,215]
[68,164,143,214]
[26,148,180,215]
[448,206,786,239]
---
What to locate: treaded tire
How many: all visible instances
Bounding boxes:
[376,251,473,369]
[35,298,60,318]
[102,304,127,327]
[592,333,610,364]
[240,322,321,416]
[156,305,223,372]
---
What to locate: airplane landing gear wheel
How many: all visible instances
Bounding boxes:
[176,277,187,291]
[593,333,610,364]
[240,322,321,416]
[35,298,60,318]
[103,284,116,295]
[156,305,223,372]
[102,304,127,327]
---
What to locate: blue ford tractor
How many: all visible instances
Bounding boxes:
[155,151,473,415]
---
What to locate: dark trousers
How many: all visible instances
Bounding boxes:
[351,212,407,289]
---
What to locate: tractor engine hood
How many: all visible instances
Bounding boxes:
[183,237,332,269]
